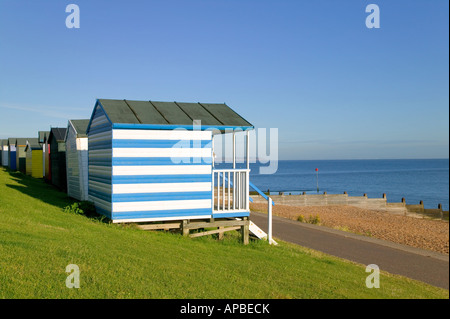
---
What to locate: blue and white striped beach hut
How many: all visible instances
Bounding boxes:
[86,99,254,223]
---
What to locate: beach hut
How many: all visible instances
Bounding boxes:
[65,119,90,201]
[38,131,48,145]
[15,138,32,173]
[0,140,3,166]
[0,140,4,166]
[25,138,43,178]
[44,133,51,182]
[1,139,8,167]
[39,131,49,178]
[48,128,67,191]
[7,138,17,170]
[86,99,254,223]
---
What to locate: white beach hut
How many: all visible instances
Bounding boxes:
[65,119,90,201]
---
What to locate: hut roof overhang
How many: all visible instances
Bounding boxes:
[66,119,90,140]
[38,131,50,144]
[15,138,32,147]
[25,138,41,151]
[87,99,254,134]
[48,128,67,144]
[7,138,17,147]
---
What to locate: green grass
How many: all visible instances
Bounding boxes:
[0,168,448,299]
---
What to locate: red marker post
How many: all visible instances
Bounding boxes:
[315,168,319,193]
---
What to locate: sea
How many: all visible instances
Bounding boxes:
[236,159,449,211]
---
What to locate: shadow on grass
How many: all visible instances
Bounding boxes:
[4,169,108,223]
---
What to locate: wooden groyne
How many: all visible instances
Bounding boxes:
[250,192,449,220]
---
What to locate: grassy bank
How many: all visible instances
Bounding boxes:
[0,168,448,299]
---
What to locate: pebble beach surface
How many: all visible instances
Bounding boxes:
[250,203,449,255]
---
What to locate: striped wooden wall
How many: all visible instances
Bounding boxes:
[110,129,213,222]
[66,125,89,201]
[88,104,113,218]
[25,148,32,175]
[87,103,215,222]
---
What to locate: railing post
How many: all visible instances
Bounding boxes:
[268,197,273,244]
[246,170,249,210]
[212,134,215,168]
[246,130,250,170]
[217,172,220,211]
[232,132,236,169]
[222,172,225,211]
[212,170,215,213]
[246,131,250,212]
[233,171,236,210]
[239,172,242,209]
[241,172,245,209]
[236,172,240,210]
[228,171,231,210]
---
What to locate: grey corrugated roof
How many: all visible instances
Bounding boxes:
[176,102,222,126]
[8,138,17,146]
[70,119,90,137]
[48,128,67,143]
[98,99,253,127]
[16,138,30,146]
[25,138,40,151]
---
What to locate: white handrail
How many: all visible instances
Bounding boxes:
[248,181,275,245]
[213,168,275,245]
[268,197,273,244]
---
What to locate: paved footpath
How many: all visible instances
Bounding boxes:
[250,211,449,290]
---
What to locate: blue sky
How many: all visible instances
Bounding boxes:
[0,0,448,159]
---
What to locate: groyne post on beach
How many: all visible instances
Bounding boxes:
[250,192,448,220]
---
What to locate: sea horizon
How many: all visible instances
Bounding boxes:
[237,158,450,211]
